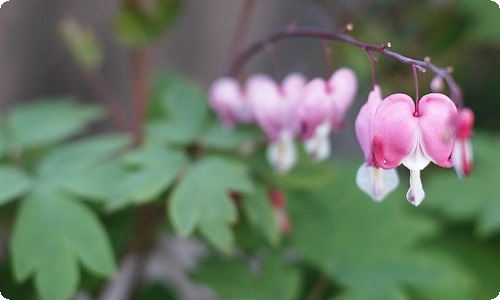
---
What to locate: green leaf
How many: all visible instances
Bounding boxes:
[37,134,130,179]
[456,0,500,42]
[241,186,280,246]
[288,160,474,299]
[11,186,116,300]
[107,147,188,210]
[147,74,208,145]
[425,132,500,236]
[196,254,300,300]
[59,17,103,71]
[169,156,253,252]
[10,98,104,149]
[0,165,32,206]
[202,121,263,151]
[116,0,182,47]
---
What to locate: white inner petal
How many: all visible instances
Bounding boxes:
[267,130,297,174]
[356,163,399,202]
[402,130,430,171]
[406,169,425,206]
[303,121,331,161]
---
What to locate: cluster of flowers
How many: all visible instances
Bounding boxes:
[209,68,357,173]
[208,69,474,206]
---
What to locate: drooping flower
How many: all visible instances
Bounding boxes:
[452,107,474,177]
[354,85,399,201]
[247,73,306,173]
[296,68,357,161]
[208,77,253,128]
[372,93,458,206]
[327,68,358,131]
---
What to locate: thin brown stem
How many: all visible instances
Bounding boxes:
[228,0,257,68]
[130,50,149,146]
[86,71,130,130]
[227,26,463,106]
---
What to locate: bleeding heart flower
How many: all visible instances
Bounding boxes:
[327,68,358,131]
[452,107,474,177]
[208,77,253,128]
[296,68,357,161]
[296,78,332,161]
[247,73,306,173]
[354,85,399,201]
[372,93,458,206]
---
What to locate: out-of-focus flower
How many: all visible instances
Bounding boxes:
[452,107,474,177]
[297,68,357,161]
[269,189,291,234]
[208,77,253,128]
[248,73,306,173]
[372,93,458,206]
[354,86,399,201]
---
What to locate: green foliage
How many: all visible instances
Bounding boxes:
[425,132,500,236]
[286,161,474,299]
[11,186,116,300]
[107,146,188,210]
[169,156,253,252]
[116,0,182,47]
[196,254,301,300]
[148,73,208,145]
[59,18,103,71]
[7,98,103,150]
[0,165,32,206]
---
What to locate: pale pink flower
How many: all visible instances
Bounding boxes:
[372,93,458,206]
[327,68,358,131]
[208,77,253,128]
[247,73,306,173]
[354,86,399,201]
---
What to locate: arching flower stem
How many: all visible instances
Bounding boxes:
[227,25,463,106]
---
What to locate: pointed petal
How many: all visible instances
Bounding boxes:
[327,68,358,130]
[266,130,297,173]
[355,85,382,163]
[406,169,425,206]
[297,78,331,140]
[303,121,331,161]
[418,93,458,167]
[373,94,418,169]
[356,163,399,201]
[247,74,282,140]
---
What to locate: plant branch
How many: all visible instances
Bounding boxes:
[86,71,130,130]
[227,25,463,106]
[130,49,149,146]
[228,0,257,68]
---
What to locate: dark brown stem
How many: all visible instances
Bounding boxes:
[86,71,130,130]
[130,50,149,146]
[227,26,463,106]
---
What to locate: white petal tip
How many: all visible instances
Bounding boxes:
[356,164,399,202]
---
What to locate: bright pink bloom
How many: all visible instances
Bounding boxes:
[452,108,474,177]
[373,93,458,206]
[354,86,399,201]
[208,77,253,128]
[247,73,306,173]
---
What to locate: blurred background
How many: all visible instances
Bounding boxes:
[1,0,499,151]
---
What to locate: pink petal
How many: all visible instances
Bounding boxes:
[280,73,307,134]
[297,78,331,139]
[355,85,382,164]
[327,68,358,130]
[208,77,245,128]
[246,74,283,140]
[373,93,418,169]
[418,93,458,167]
